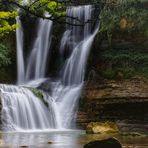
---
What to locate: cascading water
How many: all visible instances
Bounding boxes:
[16,17,25,84]
[0,85,57,130]
[50,5,99,128]
[1,4,99,131]
[17,17,53,85]
[25,18,53,82]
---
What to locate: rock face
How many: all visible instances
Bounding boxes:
[77,78,148,129]
[83,138,122,148]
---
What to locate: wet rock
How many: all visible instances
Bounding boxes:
[86,122,119,134]
[83,137,122,148]
[48,141,53,144]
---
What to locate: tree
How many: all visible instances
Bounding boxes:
[0,0,66,36]
[0,11,19,36]
[99,0,148,45]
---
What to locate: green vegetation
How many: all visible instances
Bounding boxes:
[99,0,148,44]
[30,88,48,107]
[0,0,66,36]
[0,43,11,67]
[27,0,66,17]
[0,11,19,36]
[30,88,44,99]
[100,44,148,79]
[92,0,148,79]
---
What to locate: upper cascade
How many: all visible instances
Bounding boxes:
[61,5,99,85]
[16,18,53,85]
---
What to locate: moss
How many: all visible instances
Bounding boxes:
[86,121,120,134]
[29,88,48,107]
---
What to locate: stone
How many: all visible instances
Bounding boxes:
[48,141,53,144]
[83,137,122,148]
[86,122,119,134]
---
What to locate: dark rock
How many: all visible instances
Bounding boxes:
[84,137,122,148]
[48,141,53,144]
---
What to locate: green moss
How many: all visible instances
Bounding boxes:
[31,88,43,99]
[30,88,48,107]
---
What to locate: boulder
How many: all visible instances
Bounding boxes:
[83,137,122,148]
[86,122,119,134]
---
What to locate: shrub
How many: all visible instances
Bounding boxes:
[0,44,11,67]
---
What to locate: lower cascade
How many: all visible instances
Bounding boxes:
[0,85,57,130]
[0,5,99,131]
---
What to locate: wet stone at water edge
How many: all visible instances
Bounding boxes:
[84,138,122,148]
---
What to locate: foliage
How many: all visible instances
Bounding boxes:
[30,88,48,107]
[100,43,148,79]
[29,0,66,17]
[99,0,148,44]
[0,0,66,36]
[0,43,11,67]
[101,68,135,79]
[0,11,19,36]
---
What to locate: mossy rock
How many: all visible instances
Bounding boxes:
[86,121,120,134]
[29,88,48,107]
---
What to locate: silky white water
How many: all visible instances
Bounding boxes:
[50,5,99,128]
[16,17,25,84]
[0,84,57,130]
[25,19,53,81]
[16,17,52,85]
[1,5,99,131]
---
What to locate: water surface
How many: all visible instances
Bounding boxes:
[0,130,148,148]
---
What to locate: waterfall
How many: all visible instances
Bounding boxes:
[1,5,99,131]
[50,5,99,128]
[61,5,99,85]
[25,19,52,81]
[0,85,57,130]
[16,17,25,84]
[16,17,53,85]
